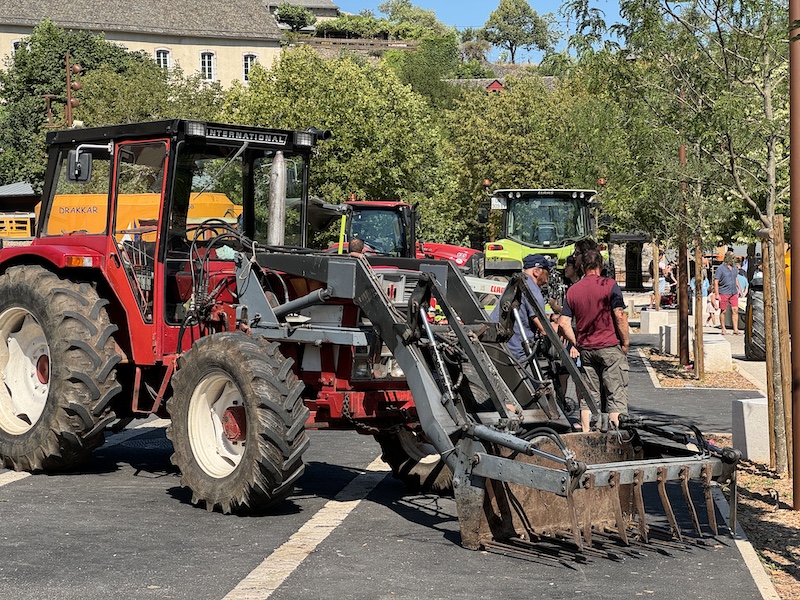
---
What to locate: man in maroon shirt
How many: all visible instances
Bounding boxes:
[558,249,630,432]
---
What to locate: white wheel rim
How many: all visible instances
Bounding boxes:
[0,307,50,435]
[187,372,246,478]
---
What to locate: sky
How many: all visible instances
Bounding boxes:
[334,0,622,62]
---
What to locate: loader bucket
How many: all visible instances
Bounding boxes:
[480,432,639,547]
[458,423,738,557]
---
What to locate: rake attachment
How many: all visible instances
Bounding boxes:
[450,418,741,554]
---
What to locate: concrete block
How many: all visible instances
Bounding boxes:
[641,309,669,334]
[661,324,696,356]
[703,336,732,371]
[731,397,769,462]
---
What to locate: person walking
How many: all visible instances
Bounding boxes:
[713,254,741,334]
[558,249,629,432]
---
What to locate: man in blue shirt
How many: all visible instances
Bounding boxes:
[491,253,555,360]
[714,255,741,335]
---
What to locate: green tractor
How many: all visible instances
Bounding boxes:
[483,189,614,298]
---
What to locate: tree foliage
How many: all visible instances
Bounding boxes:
[220,46,467,244]
[382,33,462,109]
[315,12,393,39]
[482,0,557,64]
[78,64,224,125]
[274,3,317,32]
[314,1,448,40]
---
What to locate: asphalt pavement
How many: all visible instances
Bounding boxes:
[0,325,778,600]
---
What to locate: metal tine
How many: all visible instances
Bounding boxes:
[632,469,649,544]
[565,493,584,551]
[581,484,593,547]
[607,471,629,546]
[657,467,683,542]
[702,464,718,535]
[679,465,702,536]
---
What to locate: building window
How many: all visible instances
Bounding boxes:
[200,52,215,80]
[11,39,21,54]
[243,54,258,81]
[155,49,171,69]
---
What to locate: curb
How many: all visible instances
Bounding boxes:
[637,348,662,388]
[712,486,781,600]
[733,358,768,396]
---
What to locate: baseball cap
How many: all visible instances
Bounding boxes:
[523,254,555,270]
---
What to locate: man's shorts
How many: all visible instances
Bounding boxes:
[718,293,738,312]
[578,345,629,415]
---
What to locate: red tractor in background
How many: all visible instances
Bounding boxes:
[340,198,485,277]
[0,119,739,554]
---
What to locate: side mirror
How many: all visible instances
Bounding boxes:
[67,150,92,183]
[477,205,490,224]
[600,214,613,227]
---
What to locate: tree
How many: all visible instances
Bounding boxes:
[221,46,467,245]
[382,33,462,109]
[482,0,556,64]
[443,74,634,247]
[378,0,450,38]
[566,0,791,471]
[78,64,224,125]
[274,3,317,33]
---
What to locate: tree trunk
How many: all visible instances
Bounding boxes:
[693,239,704,378]
[652,239,661,310]
[765,236,789,473]
[773,215,793,477]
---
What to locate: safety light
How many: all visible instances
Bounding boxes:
[487,244,504,251]
[294,131,314,147]
[65,255,96,268]
[185,121,207,137]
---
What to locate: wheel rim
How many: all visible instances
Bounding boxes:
[187,372,247,478]
[396,427,440,466]
[0,307,50,435]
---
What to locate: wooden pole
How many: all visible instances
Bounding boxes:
[773,215,793,477]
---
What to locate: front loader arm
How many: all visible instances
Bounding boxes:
[245,251,740,552]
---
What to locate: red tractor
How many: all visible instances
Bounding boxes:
[342,199,484,277]
[0,120,739,552]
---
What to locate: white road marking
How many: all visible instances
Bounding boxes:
[637,348,662,388]
[223,456,391,600]
[0,418,171,487]
[0,470,29,486]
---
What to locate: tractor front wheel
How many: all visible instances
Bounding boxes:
[375,426,452,494]
[0,266,122,471]
[167,333,309,513]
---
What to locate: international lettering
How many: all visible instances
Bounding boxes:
[206,128,287,145]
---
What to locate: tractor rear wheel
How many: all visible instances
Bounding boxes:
[375,426,453,494]
[0,266,122,471]
[167,333,309,513]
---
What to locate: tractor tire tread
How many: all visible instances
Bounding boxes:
[0,265,122,472]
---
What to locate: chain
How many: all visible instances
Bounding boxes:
[341,394,381,435]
